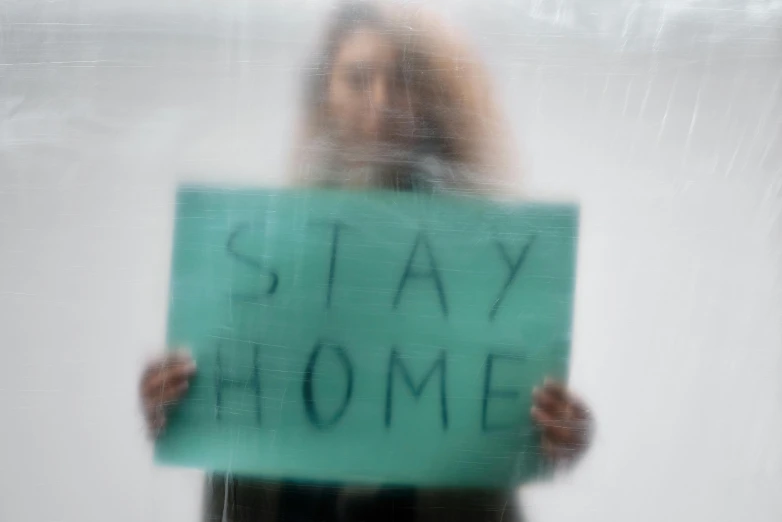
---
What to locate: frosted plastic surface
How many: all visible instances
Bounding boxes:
[1,1,780,522]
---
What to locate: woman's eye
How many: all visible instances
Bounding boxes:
[347,66,367,92]
[349,73,364,91]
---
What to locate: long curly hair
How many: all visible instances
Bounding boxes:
[291,1,514,194]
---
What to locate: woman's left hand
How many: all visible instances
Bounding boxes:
[531,378,592,466]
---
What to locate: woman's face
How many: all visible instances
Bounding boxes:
[327,27,415,158]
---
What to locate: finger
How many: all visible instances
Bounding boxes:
[144,401,163,426]
[531,405,555,427]
[542,423,587,446]
[146,407,164,428]
[541,377,568,402]
[141,351,194,383]
[541,437,561,461]
[147,413,167,438]
[141,362,196,398]
[532,407,586,445]
[148,361,196,385]
[541,436,582,463]
[157,380,190,406]
[540,380,591,422]
[141,350,189,376]
[535,389,591,426]
[540,427,569,462]
[567,396,590,422]
[141,372,190,404]
[164,350,195,367]
[533,387,565,415]
[144,381,190,412]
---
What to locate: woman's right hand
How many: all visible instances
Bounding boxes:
[140,351,197,438]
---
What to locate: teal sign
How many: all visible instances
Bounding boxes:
[155,187,578,488]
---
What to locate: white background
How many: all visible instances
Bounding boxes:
[1,1,780,521]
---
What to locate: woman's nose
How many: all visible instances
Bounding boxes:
[369,75,388,110]
[363,75,389,135]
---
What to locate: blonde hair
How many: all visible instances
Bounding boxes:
[291,1,515,195]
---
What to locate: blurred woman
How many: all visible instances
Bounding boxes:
[290,1,512,195]
[141,2,591,521]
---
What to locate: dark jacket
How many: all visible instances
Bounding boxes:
[203,475,518,522]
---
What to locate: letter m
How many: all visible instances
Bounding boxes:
[385,347,448,430]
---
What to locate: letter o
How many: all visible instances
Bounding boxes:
[302,340,354,429]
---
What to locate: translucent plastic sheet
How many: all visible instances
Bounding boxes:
[1,1,780,522]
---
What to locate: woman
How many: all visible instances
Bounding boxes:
[141,3,591,521]
[290,2,511,194]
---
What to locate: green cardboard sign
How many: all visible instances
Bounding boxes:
[155,187,578,488]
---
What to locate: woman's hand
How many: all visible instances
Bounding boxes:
[140,351,197,438]
[531,378,592,466]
